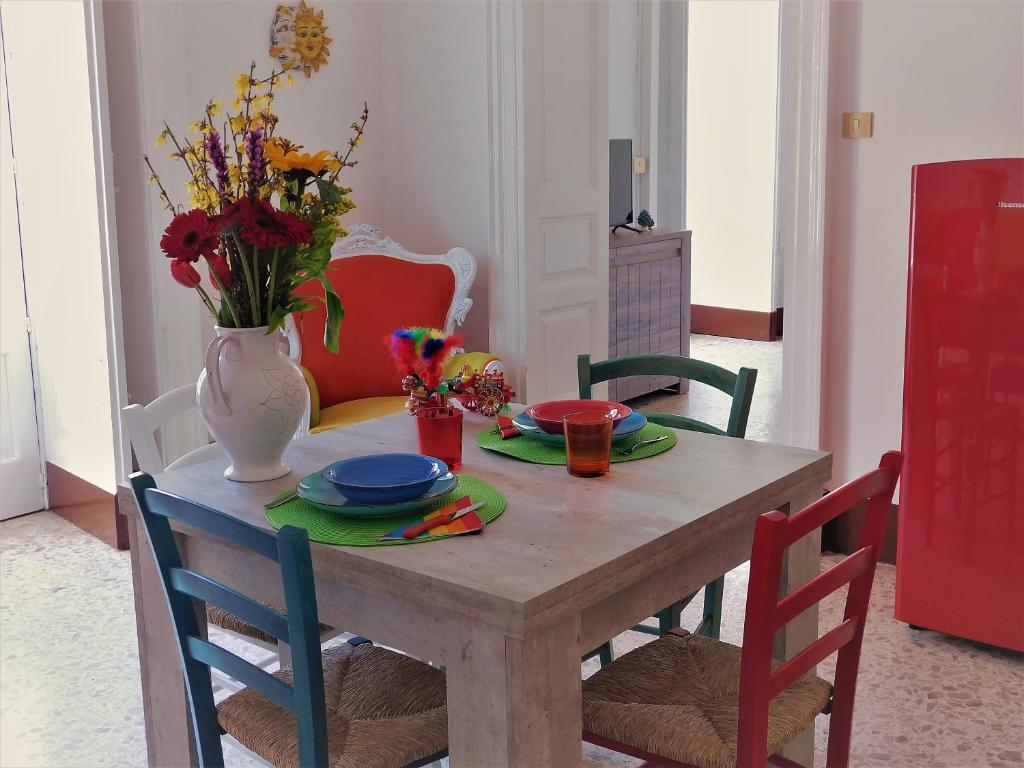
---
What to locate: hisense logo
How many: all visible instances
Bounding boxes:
[996,201,1024,208]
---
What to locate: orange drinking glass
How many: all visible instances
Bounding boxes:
[415,406,464,471]
[563,411,613,477]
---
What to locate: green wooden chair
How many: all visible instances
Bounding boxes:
[129,473,448,768]
[578,353,757,662]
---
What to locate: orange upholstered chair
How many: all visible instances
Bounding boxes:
[284,223,496,433]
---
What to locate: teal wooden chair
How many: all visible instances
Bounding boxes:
[129,473,448,768]
[578,354,757,661]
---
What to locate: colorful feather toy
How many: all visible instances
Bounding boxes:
[387,327,463,409]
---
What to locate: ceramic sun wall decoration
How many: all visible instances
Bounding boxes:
[270,1,332,79]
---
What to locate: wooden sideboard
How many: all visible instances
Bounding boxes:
[608,228,692,402]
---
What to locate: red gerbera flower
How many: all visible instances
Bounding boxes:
[221,198,313,250]
[170,259,201,288]
[160,209,220,263]
[205,254,232,290]
[281,212,313,245]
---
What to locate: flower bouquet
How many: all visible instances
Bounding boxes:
[146,64,368,481]
[147,62,367,347]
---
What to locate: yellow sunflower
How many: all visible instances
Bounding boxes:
[265,137,339,174]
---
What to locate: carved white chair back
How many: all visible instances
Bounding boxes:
[283,223,476,362]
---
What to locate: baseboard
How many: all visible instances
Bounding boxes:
[47,462,129,550]
[821,500,898,565]
[691,305,783,341]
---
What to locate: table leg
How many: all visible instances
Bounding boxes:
[775,480,824,766]
[128,515,197,767]
[445,614,583,767]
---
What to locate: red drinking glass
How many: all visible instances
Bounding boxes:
[563,411,612,478]
[415,406,464,471]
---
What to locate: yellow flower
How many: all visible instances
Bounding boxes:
[265,137,336,174]
[188,121,204,135]
[154,131,168,147]
[234,73,251,99]
[286,74,296,87]
[208,100,222,116]
[229,115,247,134]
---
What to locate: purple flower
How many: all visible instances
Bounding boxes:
[244,127,266,196]
[205,129,229,194]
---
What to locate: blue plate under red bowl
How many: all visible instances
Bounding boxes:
[526,399,632,435]
[321,453,448,505]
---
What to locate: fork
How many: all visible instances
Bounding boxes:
[614,435,669,456]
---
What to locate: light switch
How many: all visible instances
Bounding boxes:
[842,112,873,138]
[632,155,648,174]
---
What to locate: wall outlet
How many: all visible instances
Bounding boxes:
[632,155,648,174]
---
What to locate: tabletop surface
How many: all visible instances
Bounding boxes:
[118,407,831,619]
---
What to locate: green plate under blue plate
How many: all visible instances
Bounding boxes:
[295,471,459,518]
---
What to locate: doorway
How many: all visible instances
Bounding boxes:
[0,16,45,519]
[0,0,129,543]
[605,0,826,449]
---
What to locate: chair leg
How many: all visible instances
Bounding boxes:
[598,641,614,667]
[277,641,292,670]
[700,576,725,639]
[657,602,684,634]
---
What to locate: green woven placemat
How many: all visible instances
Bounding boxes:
[477,422,677,465]
[266,474,505,546]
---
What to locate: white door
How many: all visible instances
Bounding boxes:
[490,1,610,403]
[0,25,45,519]
[1,1,128,497]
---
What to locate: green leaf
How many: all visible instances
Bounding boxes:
[266,305,292,334]
[315,178,343,204]
[317,274,345,353]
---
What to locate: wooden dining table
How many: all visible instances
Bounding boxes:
[118,407,831,768]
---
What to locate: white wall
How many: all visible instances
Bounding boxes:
[823,0,1024,485]
[375,0,491,352]
[105,0,384,460]
[3,1,123,492]
[686,0,779,312]
[106,0,498,446]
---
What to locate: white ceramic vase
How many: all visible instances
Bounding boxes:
[197,326,306,482]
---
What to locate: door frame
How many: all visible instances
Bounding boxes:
[489,0,829,450]
[775,0,829,450]
[83,0,131,484]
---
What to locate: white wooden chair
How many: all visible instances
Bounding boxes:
[122,384,225,475]
[122,376,330,693]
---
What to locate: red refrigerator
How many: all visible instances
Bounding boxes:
[896,158,1024,651]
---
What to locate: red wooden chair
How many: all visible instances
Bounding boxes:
[582,451,902,768]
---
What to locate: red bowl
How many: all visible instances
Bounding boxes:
[526,400,632,435]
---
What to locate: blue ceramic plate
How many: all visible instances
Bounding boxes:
[321,453,447,504]
[297,471,458,518]
[512,410,648,446]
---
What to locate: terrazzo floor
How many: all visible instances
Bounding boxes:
[2,336,1021,768]
[628,334,784,443]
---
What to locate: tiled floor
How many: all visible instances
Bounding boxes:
[2,336,1021,768]
[628,334,784,443]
